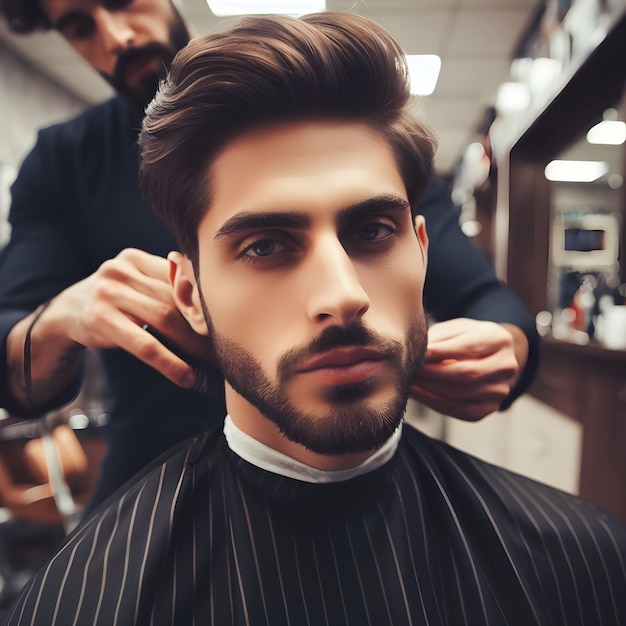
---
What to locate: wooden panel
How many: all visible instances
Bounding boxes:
[530,339,626,522]
[507,161,550,316]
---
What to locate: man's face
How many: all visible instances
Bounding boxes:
[175,121,429,469]
[39,0,188,108]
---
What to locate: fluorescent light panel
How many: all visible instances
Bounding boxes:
[586,120,626,145]
[207,0,325,15]
[405,55,441,96]
[545,160,609,182]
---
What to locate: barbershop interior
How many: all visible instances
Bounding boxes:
[0,0,625,615]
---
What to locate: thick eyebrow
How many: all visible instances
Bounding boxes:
[214,211,311,241]
[336,194,411,229]
[213,194,411,241]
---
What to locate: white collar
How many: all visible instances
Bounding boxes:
[223,415,401,483]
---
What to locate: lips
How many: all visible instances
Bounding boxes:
[297,347,385,386]
[299,346,385,371]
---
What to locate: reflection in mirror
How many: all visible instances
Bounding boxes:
[547,100,625,348]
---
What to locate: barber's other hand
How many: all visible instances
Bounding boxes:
[55,248,209,388]
[409,318,528,421]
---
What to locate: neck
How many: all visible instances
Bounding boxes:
[225,386,379,471]
[223,415,401,484]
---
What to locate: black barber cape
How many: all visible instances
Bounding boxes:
[4,421,625,625]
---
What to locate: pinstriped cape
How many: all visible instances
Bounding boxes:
[4,422,626,626]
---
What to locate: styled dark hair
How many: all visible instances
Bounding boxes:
[0,0,51,33]
[139,11,436,261]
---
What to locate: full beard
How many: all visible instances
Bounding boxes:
[102,12,189,111]
[204,311,427,456]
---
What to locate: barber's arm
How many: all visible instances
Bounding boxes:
[3,249,206,414]
[0,148,87,415]
[415,178,539,419]
[0,135,203,416]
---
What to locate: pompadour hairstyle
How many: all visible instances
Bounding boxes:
[0,0,51,33]
[139,11,437,261]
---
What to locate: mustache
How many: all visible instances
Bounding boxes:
[277,322,400,381]
[306,322,379,353]
[112,41,173,84]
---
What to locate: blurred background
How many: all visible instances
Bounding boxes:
[1,0,625,613]
[0,0,542,175]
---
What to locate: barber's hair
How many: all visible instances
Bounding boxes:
[0,0,50,32]
[139,12,436,261]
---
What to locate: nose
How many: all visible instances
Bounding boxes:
[93,7,134,54]
[306,237,370,327]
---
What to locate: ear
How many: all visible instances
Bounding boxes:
[168,251,209,336]
[413,215,429,264]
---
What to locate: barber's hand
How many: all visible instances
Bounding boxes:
[56,248,210,388]
[409,318,528,421]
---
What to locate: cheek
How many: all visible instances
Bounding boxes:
[72,42,107,71]
[199,265,300,363]
[143,3,177,39]
[142,15,171,40]
[361,247,426,327]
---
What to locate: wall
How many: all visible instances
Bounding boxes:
[0,42,85,166]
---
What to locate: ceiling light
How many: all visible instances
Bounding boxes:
[608,174,623,189]
[495,82,530,115]
[586,120,626,145]
[206,0,325,15]
[544,160,609,182]
[405,55,441,96]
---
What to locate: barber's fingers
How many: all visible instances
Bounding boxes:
[77,302,198,388]
[96,248,172,303]
[425,319,514,362]
[411,377,512,403]
[59,273,203,387]
[409,384,508,422]
[97,249,214,362]
[60,249,216,387]
[410,338,518,420]
[417,351,518,385]
[79,249,212,361]
[115,317,199,389]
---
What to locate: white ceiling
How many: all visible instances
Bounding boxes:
[0,0,542,175]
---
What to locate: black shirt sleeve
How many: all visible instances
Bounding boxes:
[0,126,88,415]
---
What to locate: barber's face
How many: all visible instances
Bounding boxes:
[174,121,429,469]
[39,0,188,107]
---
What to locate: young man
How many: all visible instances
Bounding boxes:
[0,0,537,511]
[3,13,623,625]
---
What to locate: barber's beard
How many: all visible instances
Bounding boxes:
[102,13,189,111]
[199,297,426,456]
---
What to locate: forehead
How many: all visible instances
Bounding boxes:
[40,0,98,18]
[203,121,407,231]
[39,0,167,20]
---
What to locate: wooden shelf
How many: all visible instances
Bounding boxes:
[499,11,626,522]
[511,9,626,161]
